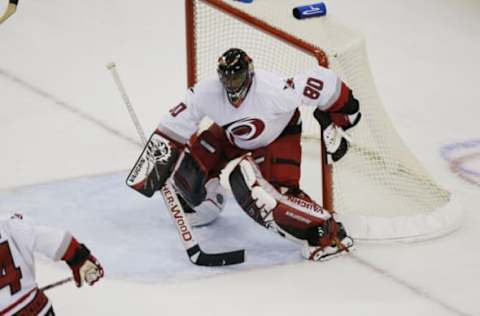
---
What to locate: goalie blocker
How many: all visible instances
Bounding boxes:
[126,130,183,197]
[125,130,244,266]
[126,130,226,227]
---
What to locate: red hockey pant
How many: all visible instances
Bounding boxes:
[189,123,302,190]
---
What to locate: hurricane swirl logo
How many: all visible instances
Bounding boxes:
[225,118,265,144]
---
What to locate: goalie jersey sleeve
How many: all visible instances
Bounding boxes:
[0,215,72,315]
[291,65,351,112]
[157,87,206,144]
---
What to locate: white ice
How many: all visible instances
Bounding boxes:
[1,1,479,315]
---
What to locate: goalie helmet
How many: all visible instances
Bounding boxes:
[217,48,254,107]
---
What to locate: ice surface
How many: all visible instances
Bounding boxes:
[1,1,479,315]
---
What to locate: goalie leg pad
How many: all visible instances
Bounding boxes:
[126,130,181,197]
[229,156,277,226]
[229,155,353,260]
[230,155,332,226]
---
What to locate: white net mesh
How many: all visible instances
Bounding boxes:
[188,0,462,240]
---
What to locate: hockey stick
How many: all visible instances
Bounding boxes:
[106,62,245,266]
[0,0,18,24]
[39,277,73,292]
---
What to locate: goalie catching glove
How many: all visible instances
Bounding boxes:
[314,87,361,164]
[62,238,104,287]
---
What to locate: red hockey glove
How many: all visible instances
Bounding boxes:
[313,91,361,164]
[62,238,104,287]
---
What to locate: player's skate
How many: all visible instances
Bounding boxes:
[302,221,353,261]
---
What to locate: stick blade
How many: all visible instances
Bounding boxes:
[187,245,245,266]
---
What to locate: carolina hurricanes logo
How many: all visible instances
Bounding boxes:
[224,118,265,144]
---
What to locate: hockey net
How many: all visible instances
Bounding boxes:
[185,0,462,241]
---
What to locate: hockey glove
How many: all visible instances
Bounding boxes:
[314,108,361,164]
[63,238,104,287]
[126,130,182,197]
[302,220,354,261]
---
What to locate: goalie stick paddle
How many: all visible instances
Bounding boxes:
[161,181,244,266]
[106,62,245,266]
[0,0,18,24]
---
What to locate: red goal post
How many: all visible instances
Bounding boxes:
[185,0,463,242]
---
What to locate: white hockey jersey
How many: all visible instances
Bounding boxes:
[0,215,72,316]
[158,65,348,150]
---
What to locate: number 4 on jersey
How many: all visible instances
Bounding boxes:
[0,241,22,295]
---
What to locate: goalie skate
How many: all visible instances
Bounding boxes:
[302,222,354,261]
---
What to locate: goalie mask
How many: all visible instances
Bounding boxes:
[217,48,254,107]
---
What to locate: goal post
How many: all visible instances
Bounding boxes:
[185,0,463,241]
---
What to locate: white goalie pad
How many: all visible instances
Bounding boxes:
[230,155,332,231]
[230,155,353,261]
[234,155,332,221]
[186,178,227,227]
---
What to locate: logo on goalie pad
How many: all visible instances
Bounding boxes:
[286,196,325,214]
